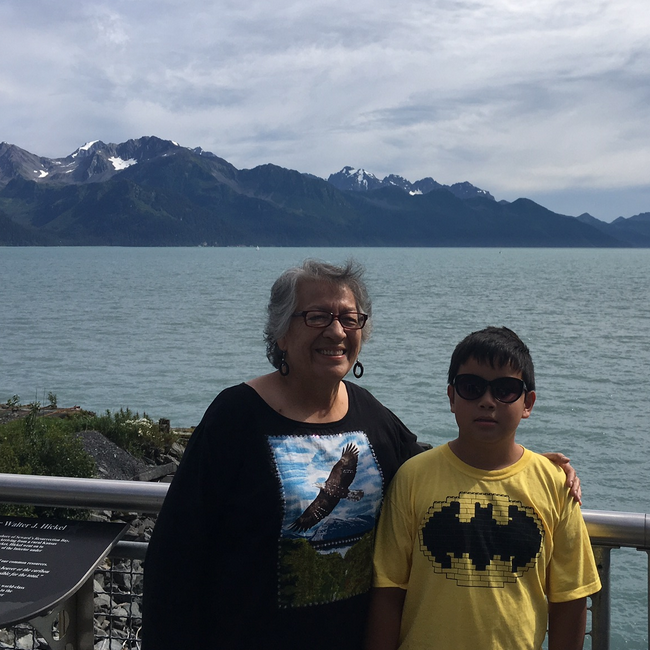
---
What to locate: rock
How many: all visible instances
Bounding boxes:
[110,606,129,619]
[94,640,124,650]
[94,593,112,611]
[74,430,152,480]
[0,629,15,646]
[15,635,36,650]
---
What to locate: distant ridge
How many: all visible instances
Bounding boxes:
[327,166,495,201]
[0,137,646,247]
[576,211,650,247]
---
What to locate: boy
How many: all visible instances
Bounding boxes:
[366,326,601,650]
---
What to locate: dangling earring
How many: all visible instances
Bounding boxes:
[353,360,364,378]
[279,351,290,376]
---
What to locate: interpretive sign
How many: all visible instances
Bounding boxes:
[0,516,128,627]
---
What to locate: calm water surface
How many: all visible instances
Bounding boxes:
[1,246,649,648]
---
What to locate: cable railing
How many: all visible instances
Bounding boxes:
[0,473,647,650]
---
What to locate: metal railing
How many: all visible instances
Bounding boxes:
[0,473,648,650]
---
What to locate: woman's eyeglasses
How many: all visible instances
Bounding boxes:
[292,310,368,330]
[452,374,527,404]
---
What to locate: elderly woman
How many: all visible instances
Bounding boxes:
[142,259,578,650]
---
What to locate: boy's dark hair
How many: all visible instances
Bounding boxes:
[447,326,535,390]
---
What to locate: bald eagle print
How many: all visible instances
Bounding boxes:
[289,443,364,532]
[268,431,383,608]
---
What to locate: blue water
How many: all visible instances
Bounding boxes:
[1,246,649,647]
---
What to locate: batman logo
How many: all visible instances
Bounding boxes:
[419,492,543,588]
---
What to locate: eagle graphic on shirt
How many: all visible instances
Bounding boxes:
[268,431,383,608]
[289,442,364,532]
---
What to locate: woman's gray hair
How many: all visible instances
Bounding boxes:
[264,259,373,368]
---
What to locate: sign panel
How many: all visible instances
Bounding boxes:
[0,516,128,626]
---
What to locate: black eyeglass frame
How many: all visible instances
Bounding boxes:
[292,310,369,330]
[452,374,528,404]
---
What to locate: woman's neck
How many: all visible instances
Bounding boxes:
[247,373,349,423]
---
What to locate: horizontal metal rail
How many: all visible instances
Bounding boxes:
[0,473,167,513]
[584,509,649,548]
[0,473,647,547]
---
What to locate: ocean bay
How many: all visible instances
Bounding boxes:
[1,246,649,648]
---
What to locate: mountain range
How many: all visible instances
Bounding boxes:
[0,136,648,247]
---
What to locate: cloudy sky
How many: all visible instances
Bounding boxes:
[2,0,649,221]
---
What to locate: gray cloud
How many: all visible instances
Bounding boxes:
[1,0,650,220]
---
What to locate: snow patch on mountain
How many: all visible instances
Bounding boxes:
[109,157,137,170]
[71,141,100,158]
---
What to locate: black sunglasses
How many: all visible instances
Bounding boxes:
[452,374,527,404]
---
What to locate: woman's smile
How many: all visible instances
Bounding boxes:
[316,346,346,356]
[278,280,362,383]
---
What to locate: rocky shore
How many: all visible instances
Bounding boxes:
[0,402,187,485]
[0,403,189,649]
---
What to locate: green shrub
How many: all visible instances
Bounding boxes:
[0,404,96,518]
[0,401,178,517]
[6,395,21,409]
[0,406,95,478]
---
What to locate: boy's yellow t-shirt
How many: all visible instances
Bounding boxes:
[373,443,601,650]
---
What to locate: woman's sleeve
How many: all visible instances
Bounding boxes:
[141,394,242,649]
[385,405,424,465]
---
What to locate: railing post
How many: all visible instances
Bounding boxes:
[27,577,95,650]
[647,549,650,650]
[590,545,612,650]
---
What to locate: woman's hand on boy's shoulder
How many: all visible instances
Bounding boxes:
[540,452,582,505]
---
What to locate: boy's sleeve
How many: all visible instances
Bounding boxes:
[373,468,416,589]
[547,499,602,602]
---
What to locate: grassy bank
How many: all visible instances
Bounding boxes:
[0,395,180,517]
